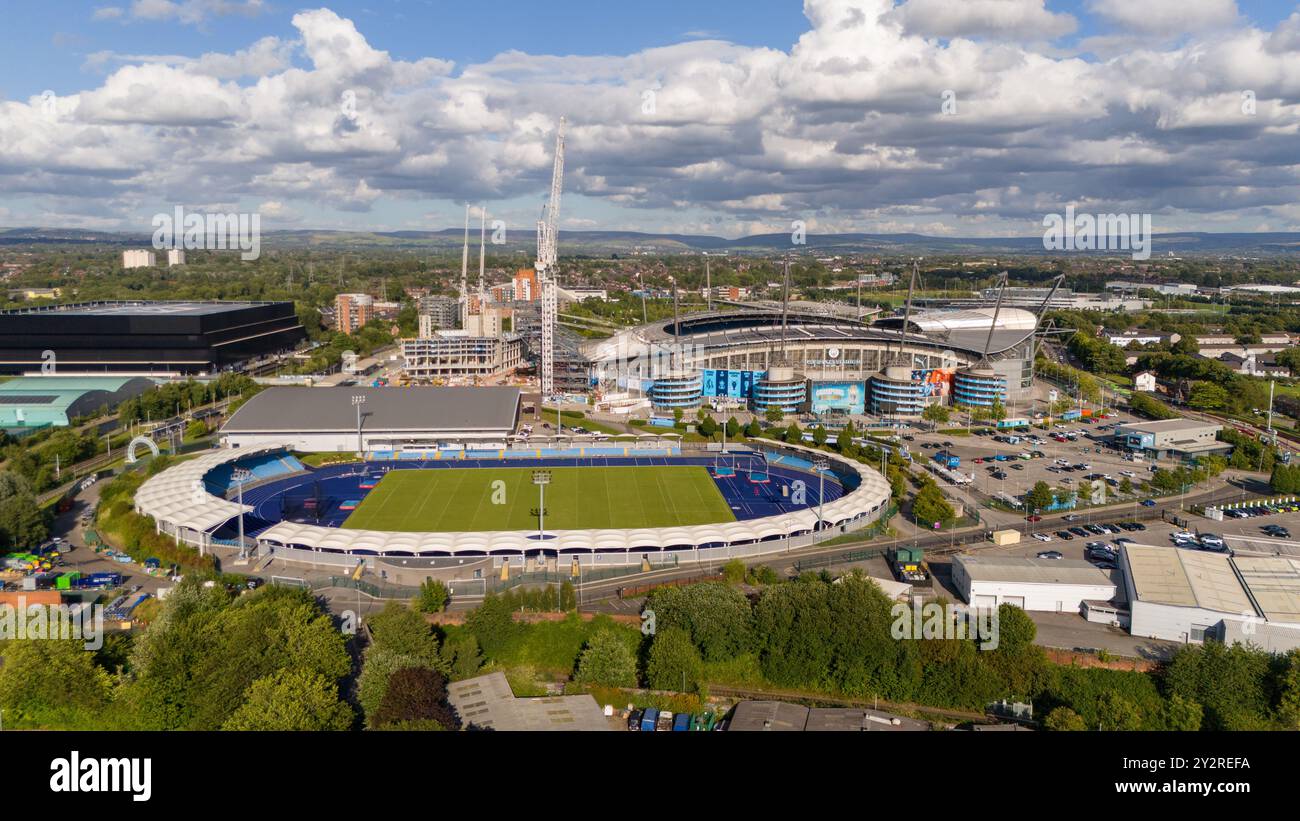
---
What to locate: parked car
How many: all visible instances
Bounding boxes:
[1140,499,1157,507]
[1036,551,1064,560]
[1032,533,1053,542]
[1055,530,1075,541]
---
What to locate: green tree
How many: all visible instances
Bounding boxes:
[444,634,484,680]
[1097,690,1144,731]
[1025,481,1055,515]
[366,601,446,669]
[414,579,449,613]
[1043,706,1086,731]
[357,646,425,722]
[721,559,747,585]
[574,629,637,688]
[372,667,459,730]
[222,668,353,731]
[646,626,704,692]
[726,416,741,439]
[785,422,802,443]
[921,403,950,430]
[765,405,784,424]
[744,418,761,437]
[1188,381,1230,411]
[1162,693,1203,732]
[0,639,113,729]
[911,481,954,528]
[994,603,1037,654]
[698,416,718,438]
[465,593,524,657]
[812,425,828,447]
[559,580,577,611]
[989,398,1007,422]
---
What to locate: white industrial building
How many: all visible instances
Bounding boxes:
[1122,544,1300,651]
[951,555,1118,613]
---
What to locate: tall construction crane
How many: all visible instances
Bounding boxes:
[536,116,566,398]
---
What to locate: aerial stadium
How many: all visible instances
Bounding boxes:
[133,437,892,572]
[584,300,1045,418]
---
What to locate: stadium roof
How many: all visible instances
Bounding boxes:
[954,555,1116,587]
[1123,544,1255,614]
[446,672,609,731]
[222,386,521,434]
[134,445,278,533]
[584,306,1036,364]
[0,300,277,316]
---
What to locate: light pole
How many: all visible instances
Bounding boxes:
[351,395,367,455]
[233,467,252,559]
[814,457,829,534]
[532,470,551,542]
[637,272,648,325]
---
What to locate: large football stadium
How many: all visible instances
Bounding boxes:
[133,440,892,571]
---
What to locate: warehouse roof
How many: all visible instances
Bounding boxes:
[1123,544,1254,614]
[1233,556,1300,625]
[728,701,810,731]
[221,386,521,434]
[954,555,1116,587]
[446,672,609,731]
[803,707,930,732]
[1115,418,1220,435]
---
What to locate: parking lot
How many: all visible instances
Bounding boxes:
[882,410,1184,517]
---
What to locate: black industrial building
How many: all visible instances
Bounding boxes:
[0,301,305,375]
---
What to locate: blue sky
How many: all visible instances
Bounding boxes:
[2,1,1300,236]
[5,0,1295,99]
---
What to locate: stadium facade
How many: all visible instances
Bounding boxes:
[583,307,1038,418]
[0,300,304,375]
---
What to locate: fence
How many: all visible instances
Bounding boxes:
[488,557,681,593]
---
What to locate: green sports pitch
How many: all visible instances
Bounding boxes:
[340,465,738,532]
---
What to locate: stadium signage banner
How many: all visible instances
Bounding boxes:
[809,381,865,414]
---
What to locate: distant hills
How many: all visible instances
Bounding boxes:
[3,226,1300,256]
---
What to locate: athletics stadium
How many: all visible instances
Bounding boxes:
[132,387,892,573]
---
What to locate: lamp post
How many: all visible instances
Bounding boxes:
[351,395,367,455]
[233,467,252,560]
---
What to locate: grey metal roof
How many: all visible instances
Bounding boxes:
[221,386,520,434]
[955,555,1117,587]
[446,672,610,731]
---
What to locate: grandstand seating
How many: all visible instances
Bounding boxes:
[204,452,306,495]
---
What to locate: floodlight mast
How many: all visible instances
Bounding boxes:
[532,470,552,544]
[351,394,366,455]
